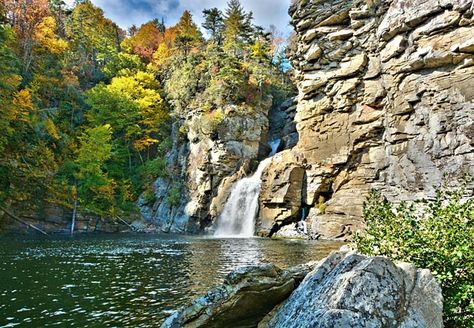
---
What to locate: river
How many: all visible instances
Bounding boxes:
[0,234,342,327]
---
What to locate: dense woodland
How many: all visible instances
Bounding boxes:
[0,0,293,219]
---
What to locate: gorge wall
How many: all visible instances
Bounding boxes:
[138,99,297,233]
[257,0,474,239]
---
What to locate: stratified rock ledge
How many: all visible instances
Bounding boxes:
[161,251,443,328]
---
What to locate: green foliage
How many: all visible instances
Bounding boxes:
[223,0,254,51]
[75,124,115,214]
[66,1,122,83]
[139,157,167,185]
[202,8,224,44]
[102,52,144,79]
[0,0,294,222]
[164,55,201,113]
[355,183,474,327]
[142,187,156,205]
[166,184,182,207]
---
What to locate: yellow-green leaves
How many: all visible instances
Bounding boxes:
[34,16,68,54]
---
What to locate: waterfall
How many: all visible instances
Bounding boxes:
[214,140,281,238]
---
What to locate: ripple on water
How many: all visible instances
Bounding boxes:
[0,234,343,327]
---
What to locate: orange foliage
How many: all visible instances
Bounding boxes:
[122,22,178,62]
[4,0,49,40]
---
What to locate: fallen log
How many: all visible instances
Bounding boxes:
[116,216,135,231]
[0,205,49,236]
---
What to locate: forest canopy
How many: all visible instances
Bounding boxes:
[0,0,293,219]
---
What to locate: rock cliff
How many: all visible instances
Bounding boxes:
[139,100,274,233]
[258,0,474,239]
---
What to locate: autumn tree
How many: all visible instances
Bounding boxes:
[121,21,162,62]
[3,0,50,78]
[175,11,202,55]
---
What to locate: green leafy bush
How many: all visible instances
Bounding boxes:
[166,184,182,207]
[355,182,473,327]
[142,187,156,205]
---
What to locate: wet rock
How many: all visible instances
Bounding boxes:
[140,99,272,233]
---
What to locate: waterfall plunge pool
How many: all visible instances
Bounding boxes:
[0,234,343,327]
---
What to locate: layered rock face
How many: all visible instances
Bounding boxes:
[258,0,474,239]
[139,102,271,233]
[162,251,443,328]
[0,205,134,234]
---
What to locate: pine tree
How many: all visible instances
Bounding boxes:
[202,8,224,44]
[175,10,202,55]
[223,0,253,48]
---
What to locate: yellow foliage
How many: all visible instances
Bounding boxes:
[106,71,166,135]
[251,39,268,59]
[133,137,159,152]
[34,16,69,54]
[12,89,34,122]
[148,43,171,71]
[45,118,60,140]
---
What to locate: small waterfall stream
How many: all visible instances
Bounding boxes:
[214,140,281,237]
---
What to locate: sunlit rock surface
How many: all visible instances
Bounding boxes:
[265,251,443,328]
[257,0,474,239]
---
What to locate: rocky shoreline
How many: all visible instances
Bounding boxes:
[161,249,443,328]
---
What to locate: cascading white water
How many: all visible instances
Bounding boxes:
[214,140,281,238]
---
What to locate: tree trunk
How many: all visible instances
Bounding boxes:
[71,186,78,236]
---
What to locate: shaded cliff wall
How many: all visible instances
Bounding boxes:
[258,0,474,239]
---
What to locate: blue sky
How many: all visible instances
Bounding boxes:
[65,0,293,36]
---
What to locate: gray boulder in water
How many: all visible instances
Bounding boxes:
[160,262,313,328]
[161,251,443,328]
[265,251,443,328]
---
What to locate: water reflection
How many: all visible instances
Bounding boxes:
[0,234,343,327]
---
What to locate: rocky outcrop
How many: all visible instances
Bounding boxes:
[265,251,443,328]
[161,251,443,328]
[258,0,474,239]
[0,204,137,234]
[139,100,272,233]
[137,120,192,233]
[161,262,313,328]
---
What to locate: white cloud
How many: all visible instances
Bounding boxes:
[64,0,293,36]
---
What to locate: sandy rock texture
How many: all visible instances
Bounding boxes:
[258,0,474,239]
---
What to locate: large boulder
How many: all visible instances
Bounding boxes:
[160,263,313,328]
[264,251,443,328]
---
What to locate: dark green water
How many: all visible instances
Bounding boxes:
[0,234,342,327]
